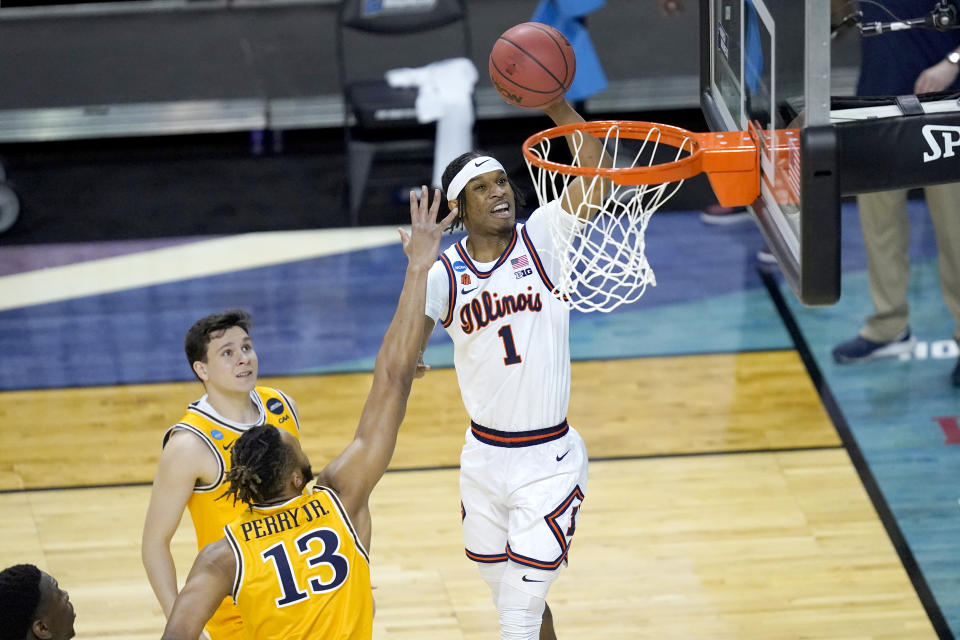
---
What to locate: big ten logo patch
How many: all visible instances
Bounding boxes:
[515,267,533,280]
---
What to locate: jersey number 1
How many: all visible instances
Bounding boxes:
[497,325,522,366]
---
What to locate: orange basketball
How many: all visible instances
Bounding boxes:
[489,22,576,109]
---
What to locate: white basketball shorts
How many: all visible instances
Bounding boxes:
[459,420,588,569]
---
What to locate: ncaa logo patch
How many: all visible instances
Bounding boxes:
[266,398,284,415]
[453,261,468,272]
[210,429,224,440]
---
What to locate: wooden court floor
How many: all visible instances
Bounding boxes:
[0,352,936,638]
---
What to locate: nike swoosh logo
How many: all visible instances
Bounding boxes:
[521,575,544,583]
[556,450,569,462]
[461,287,477,294]
[474,159,490,167]
[222,441,234,451]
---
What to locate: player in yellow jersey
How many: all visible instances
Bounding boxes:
[142,308,301,639]
[160,187,457,640]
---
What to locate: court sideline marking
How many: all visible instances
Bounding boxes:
[0,443,846,495]
[759,268,953,639]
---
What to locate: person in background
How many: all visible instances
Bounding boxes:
[830,0,960,389]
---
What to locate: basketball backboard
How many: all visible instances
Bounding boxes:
[700,0,840,305]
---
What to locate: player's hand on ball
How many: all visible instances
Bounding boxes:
[489,22,576,109]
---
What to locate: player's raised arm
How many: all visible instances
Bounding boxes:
[542,98,613,220]
[317,187,457,529]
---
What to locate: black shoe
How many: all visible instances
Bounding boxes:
[831,329,916,364]
[952,356,960,388]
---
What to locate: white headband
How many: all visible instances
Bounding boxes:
[445,156,505,200]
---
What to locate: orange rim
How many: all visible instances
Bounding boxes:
[522,120,761,207]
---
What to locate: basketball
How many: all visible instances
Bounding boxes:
[488,22,576,109]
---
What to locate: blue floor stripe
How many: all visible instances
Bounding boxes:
[0,210,779,389]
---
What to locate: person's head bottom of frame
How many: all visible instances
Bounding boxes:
[0,563,76,640]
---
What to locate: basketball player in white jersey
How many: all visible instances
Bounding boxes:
[419,97,611,640]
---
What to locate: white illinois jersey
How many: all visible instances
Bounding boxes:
[426,200,573,431]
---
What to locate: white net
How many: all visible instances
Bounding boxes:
[524,123,692,313]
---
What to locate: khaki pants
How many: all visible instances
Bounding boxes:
[857,182,960,344]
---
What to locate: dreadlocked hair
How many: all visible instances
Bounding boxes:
[441,150,526,232]
[0,563,42,640]
[219,425,295,508]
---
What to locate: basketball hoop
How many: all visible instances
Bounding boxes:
[522,120,759,313]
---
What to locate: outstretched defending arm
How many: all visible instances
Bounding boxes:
[541,98,613,220]
[316,187,457,544]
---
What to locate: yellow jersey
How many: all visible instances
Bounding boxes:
[162,386,300,640]
[224,487,374,640]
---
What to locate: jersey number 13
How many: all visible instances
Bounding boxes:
[261,527,350,608]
